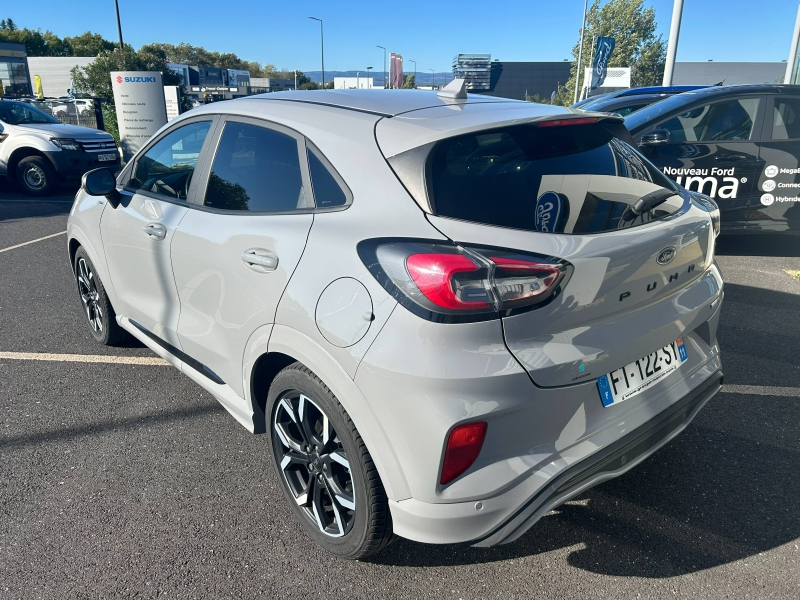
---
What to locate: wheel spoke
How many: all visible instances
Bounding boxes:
[324,470,355,510]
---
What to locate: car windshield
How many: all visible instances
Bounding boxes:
[624,92,712,131]
[0,101,61,125]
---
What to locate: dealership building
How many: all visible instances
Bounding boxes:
[455,54,789,101]
[0,42,31,96]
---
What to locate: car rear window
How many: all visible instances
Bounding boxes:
[426,122,682,234]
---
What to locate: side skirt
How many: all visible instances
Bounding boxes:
[117,315,256,433]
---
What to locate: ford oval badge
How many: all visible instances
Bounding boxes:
[656,246,677,265]
[535,191,568,233]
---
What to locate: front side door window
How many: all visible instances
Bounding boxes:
[641,97,764,229]
[129,121,211,201]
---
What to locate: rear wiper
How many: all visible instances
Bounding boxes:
[629,188,679,217]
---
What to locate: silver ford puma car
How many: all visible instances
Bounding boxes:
[67,82,724,559]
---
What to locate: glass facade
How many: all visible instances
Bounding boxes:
[0,43,32,96]
[452,54,492,91]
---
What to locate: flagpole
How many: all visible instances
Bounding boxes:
[583,35,596,101]
[573,0,590,104]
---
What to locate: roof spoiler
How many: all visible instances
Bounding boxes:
[437,78,467,100]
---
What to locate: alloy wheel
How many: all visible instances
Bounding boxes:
[24,165,47,190]
[272,392,355,537]
[76,258,103,333]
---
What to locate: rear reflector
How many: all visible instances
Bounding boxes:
[538,117,599,128]
[441,421,488,485]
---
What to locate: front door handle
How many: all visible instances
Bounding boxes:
[241,249,279,272]
[143,222,167,240]
[716,154,749,162]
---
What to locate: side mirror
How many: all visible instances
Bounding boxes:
[81,168,120,207]
[639,129,670,147]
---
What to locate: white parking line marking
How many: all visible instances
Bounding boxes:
[0,231,67,253]
[0,351,169,366]
[722,384,800,398]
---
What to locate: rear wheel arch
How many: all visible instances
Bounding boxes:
[251,325,412,501]
[250,351,298,433]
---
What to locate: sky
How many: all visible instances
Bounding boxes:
[6,0,800,73]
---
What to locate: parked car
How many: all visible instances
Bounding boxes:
[574,86,707,117]
[0,99,119,196]
[626,84,800,234]
[67,85,724,559]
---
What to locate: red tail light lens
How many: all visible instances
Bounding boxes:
[358,239,571,323]
[406,253,489,310]
[441,421,487,485]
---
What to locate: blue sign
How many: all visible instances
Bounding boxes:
[534,191,568,233]
[591,36,616,90]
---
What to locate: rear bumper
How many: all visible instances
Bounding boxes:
[389,369,723,546]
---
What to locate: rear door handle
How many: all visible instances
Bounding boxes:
[143,222,167,240]
[241,249,279,272]
[716,154,749,162]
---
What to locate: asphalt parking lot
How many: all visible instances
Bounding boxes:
[1,182,798,599]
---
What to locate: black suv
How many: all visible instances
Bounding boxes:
[625,85,800,234]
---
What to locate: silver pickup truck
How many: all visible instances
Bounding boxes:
[0,99,119,196]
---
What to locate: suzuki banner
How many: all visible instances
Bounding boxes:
[110,71,168,161]
[590,36,616,91]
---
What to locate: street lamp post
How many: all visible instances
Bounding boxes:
[308,17,325,89]
[294,70,297,90]
[366,66,373,89]
[377,46,386,89]
[429,69,435,90]
[114,0,124,52]
[409,59,417,88]
[356,71,360,90]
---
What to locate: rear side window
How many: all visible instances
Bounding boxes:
[204,121,307,212]
[658,98,760,142]
[307,148,349,208]
[772,97,800,140]
[427,123,681,234]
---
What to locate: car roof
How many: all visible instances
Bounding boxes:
[250,89,523,117]
[624,83,800,133]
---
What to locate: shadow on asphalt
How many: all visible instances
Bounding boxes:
[0,180,78,222]
[369,282,800,576]
[716,233,800,257]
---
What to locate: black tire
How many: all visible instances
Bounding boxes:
[266,363,395,559]
[16,155,57,196]
[73,248,129,345]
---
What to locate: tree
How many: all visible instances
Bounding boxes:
[401,73,416,89]
[71,46,191,142]
[65,32,116,57]
[553,0,666,106]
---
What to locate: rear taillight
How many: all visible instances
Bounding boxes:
[358,238,571,323]
[441,421,487,485]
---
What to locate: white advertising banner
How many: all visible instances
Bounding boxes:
[164,85,181,121]
[110,71,168,161]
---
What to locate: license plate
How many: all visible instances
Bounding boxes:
[98,153,117,162]
[597,338,688,407]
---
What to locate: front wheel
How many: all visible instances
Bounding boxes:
[266,364,394,559]
[16,156,57,196]
[73,248,129,345]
